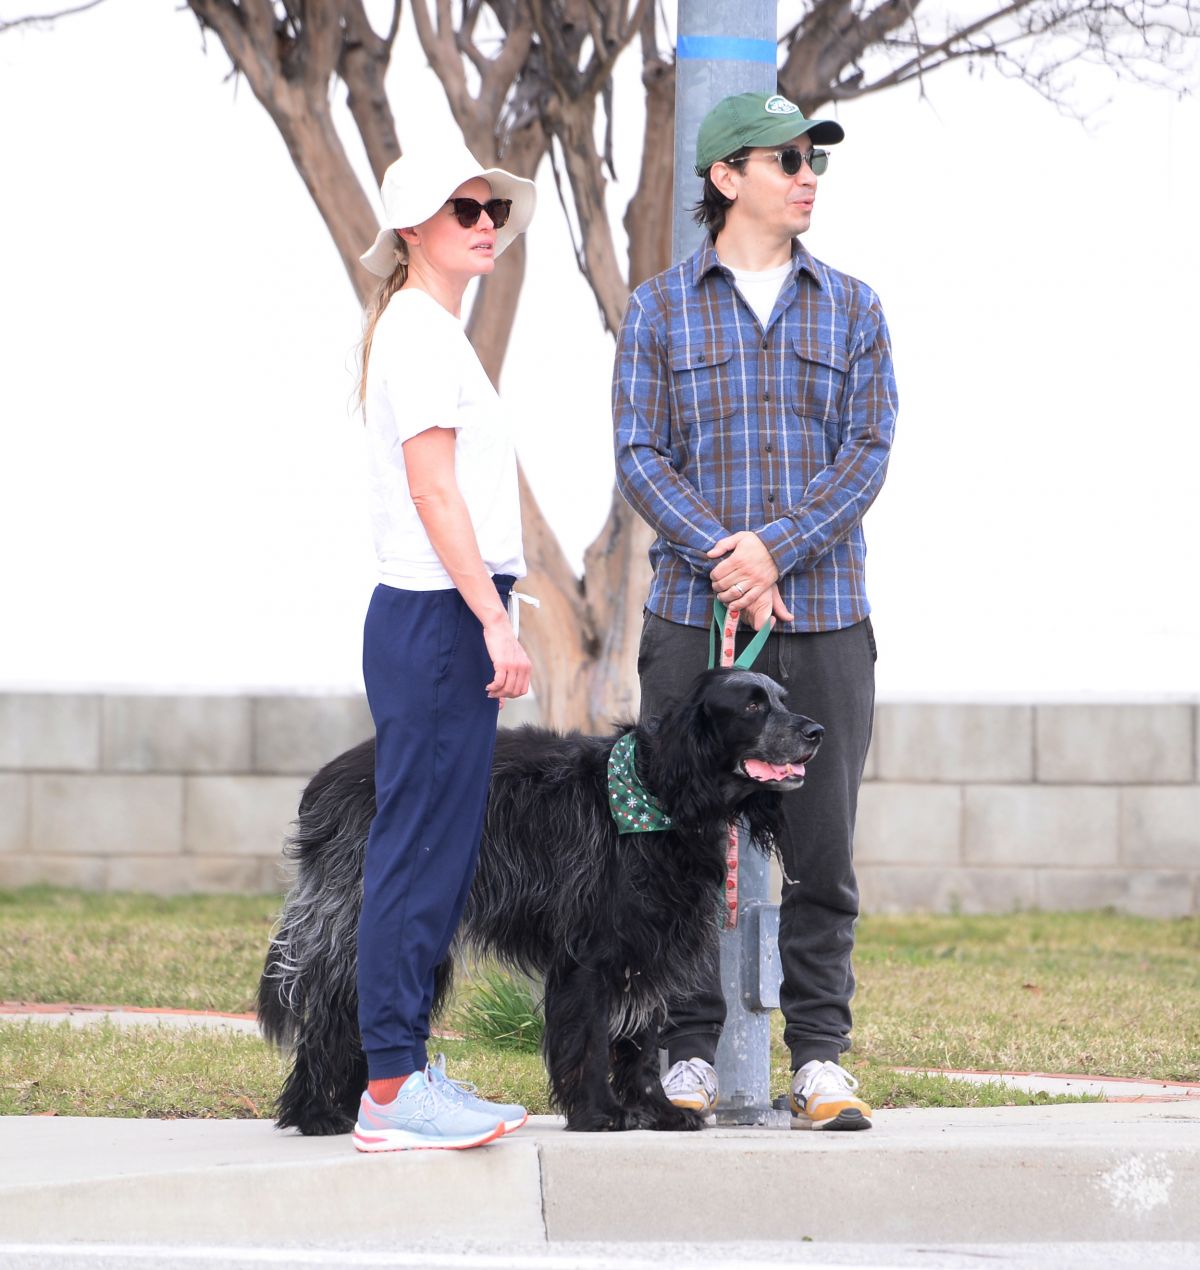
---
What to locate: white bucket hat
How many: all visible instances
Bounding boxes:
[359,141,537,277]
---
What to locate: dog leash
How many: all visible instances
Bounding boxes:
[708,599,773,673]
[709,599,774,930]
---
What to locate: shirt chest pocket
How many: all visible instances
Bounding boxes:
[669,342,736,424]
[790,335,849,426]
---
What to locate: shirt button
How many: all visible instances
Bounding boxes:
[762,391,769,401]
[697,355,707,364]
[767,492,775,502]
[765,442,773,453]
[761,338,768,349]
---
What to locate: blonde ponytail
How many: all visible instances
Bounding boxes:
[359,239,409,415]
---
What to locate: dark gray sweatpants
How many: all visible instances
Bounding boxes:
[636,610,876,1071]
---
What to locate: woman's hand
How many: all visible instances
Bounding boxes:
[483,616,532,700]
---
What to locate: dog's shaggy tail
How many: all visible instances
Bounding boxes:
[257,916,306,1051]
[257,741,376,1133]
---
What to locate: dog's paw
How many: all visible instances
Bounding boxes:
[614,1107,657,1131]
[284,1110,356,1137]
[565,1106,653,1132]
[650,1104,707,1132]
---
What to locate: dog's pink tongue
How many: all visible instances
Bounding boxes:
[744,759,805,782]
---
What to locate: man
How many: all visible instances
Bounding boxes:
[613,91,897,1130]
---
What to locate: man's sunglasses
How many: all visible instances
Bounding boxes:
[735,148,830,177]
[445,197,513,229]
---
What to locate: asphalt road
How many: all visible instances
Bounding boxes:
[3,1240,1200,1270]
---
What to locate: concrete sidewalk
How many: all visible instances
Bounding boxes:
[5,1005,1200,1249]
[2,1103,1199,1247]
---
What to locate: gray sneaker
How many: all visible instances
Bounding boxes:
[790,1059,873,1131]
[662,1057,719,1117]
[428,1053,529,1133]
[353,1069,504,1152]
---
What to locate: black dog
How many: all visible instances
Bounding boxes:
[258,667,823,1134]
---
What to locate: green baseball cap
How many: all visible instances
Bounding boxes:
[694,92,845,175]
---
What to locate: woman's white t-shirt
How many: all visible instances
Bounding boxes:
[363,288,526,590]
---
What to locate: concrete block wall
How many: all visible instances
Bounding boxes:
[1,694,1197,913]
[853,703,1200,918]
[0,693,379,896]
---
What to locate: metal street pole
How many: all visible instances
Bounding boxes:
[671,0,778,262]
[671,0,787,1127]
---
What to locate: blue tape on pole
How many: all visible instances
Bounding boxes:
[676,35,776,64]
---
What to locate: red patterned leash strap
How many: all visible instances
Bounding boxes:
[724,822,740,930]
[720,603,739,669]
[710,599,773,930]
[707,598,773,673]
[717,601,739,930]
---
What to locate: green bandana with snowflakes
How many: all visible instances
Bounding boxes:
[607,732,673,833]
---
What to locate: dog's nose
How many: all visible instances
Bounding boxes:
[802,721,825,744]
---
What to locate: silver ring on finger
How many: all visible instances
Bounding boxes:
[733,581,745,596]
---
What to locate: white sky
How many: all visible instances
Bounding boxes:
[1,3,1197,701]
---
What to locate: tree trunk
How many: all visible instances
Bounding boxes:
[623,53,675,291]
[517,470,597,727]
[463,124,547,383]
[459,123,606,729]
[581,496,654,724]
[543,93,630,336]
[188,0,384,305]
[267,91,383,303]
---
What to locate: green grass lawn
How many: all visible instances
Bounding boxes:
[2,887,1196,1119]
[851,911,1200,1081]
[0,888,276,1012]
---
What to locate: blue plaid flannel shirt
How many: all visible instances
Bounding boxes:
[613,238,897,632]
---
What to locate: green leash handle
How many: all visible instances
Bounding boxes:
[708,599,774,671]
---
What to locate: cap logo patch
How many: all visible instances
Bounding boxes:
[764,95,800,115]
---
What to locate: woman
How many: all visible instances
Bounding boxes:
[351,143,536,1153]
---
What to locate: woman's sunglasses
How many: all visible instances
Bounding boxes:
[445,197,513,229]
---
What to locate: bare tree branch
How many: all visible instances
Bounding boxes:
[338,1,401,184]
[622,3,673,290]
[0,0,105,32]
[779,1,1200,113]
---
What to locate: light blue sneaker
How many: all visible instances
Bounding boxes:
[352,1069,504,1153]
[428,1053,529,1134]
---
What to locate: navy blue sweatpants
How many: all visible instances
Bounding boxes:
[356,578,512,1080]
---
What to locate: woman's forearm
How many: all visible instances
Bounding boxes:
[411,483,509,631]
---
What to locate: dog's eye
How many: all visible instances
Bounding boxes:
[745,701,761,713]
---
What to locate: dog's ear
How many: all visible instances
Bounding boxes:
[646,693,728,833]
